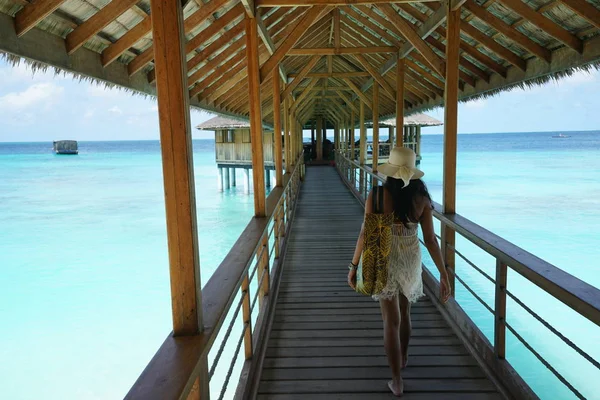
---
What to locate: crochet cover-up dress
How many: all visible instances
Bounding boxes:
[373,221,424,303]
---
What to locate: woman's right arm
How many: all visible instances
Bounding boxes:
[419,202,451,303]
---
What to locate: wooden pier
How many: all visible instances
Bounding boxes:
[255,166,501,399]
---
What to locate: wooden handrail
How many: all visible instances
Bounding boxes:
[125,157,303,400]
[430,201,600,327]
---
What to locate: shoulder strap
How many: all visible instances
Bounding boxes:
[371,186,384,214]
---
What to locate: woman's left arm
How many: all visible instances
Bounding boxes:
[348,190,374,289]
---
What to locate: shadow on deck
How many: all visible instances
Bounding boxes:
[255,167,502,399]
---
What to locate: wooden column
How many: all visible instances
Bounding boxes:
[151,0,202,337]
[316,117,323,161]
[441,2,460,295]
[350,106,356,161]
[246,15,266,217]
[416,126,421,158]
[273,74,283,187]
[372,83,380,172]
[389,126,395,149]
[289,114,296,167]
[396,58,405,147]
[359,101,366,165]
[283,96,291,171]
[334,125,339,152]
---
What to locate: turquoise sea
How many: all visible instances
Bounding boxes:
[0,131,599,399]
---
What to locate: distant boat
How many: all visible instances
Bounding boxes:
[53,140,78,154]
[552,133,570,138]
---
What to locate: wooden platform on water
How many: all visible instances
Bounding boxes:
[256,166,502,400]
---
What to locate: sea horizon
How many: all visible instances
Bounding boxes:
[1,128,599,143]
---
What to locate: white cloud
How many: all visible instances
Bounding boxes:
[0,82,64,111]
[465,99,487,109]
[0,62,66,86]
[87,84,124,98]
[83,108,96,119]
[108,106,123,115]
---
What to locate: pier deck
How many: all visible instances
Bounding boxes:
[256,167,502,399]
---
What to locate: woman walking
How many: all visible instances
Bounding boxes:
[348,147,451,397]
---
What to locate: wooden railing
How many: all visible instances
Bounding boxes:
[335,152,600,400]
[125,157,303,400]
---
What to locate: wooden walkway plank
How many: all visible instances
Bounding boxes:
[256,167,501,399]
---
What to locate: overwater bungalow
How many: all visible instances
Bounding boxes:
[196,116,277,192]
[362,112,443,164]
[1,0,599,399]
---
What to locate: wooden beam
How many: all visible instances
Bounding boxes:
[343,78,373,109]
[344,6,403,48]
[241,0,255,17]
[273,74,283,187]
[187,41,244,87]
[257,0,419,5]
[334,7,340,48]
[185,4,245,57]
[461,23,527,71]
[498,0,583,53]
[442,2,461,295]
[256,9,289,83]
[372,82,379,172]
[396,58,404,147]
[464,0,552,63]
[246,15,266,217]
[560,0,600,30]
[353,54,396,100]
[102,16,151,67]
[290,78,320,114]
[15,0,65,37]
[128,0,230,76]
[259,5,329,82]
[287,46,397,55]
[280,55,320,101]
[377,4,445,77]
[335,90,359,114]
[150,0,202,335]
[288,71,370,78]
[398,4,450,58]
[66,0,139,55]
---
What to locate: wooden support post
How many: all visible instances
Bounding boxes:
[273,75,283,187]
[265,169,271,187]
[283,96,291,172]
[150,0,206,397]
[241,272,253,359]
[389,126,395,149]
[151,0,202,336]
[441,1,460,296]
[416,126,422,158]
[289,117,296,167]
[217,167,224,192]
[396,58,405,147]
[316,117,323,161]
[351,104,356,161]
[231,168,236,187]
[246,15,266,217]
[334,125,339,152]
[224,167,230,189]
[257,234,270,307]
[372,83,380,172]
[359,101,366,165]
[494,260,508,359]
[244,168,250,194]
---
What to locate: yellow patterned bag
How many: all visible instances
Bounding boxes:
[355,186,394,296]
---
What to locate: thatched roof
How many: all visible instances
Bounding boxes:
[196,116,271,131]
[1,0,599,125]
[364,113,442,128]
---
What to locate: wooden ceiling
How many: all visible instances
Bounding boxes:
[0,0,599,126]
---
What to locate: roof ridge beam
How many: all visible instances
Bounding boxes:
[259,5,331,83]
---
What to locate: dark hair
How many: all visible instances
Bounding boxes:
[384,177,433,224]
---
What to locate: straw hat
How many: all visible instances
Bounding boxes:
[378,147,424,187]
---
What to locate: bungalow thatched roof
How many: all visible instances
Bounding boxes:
[196,116,272,131]
[1,0,599,124]
[364,113,442,128]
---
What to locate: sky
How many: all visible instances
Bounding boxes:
[0,59,598,142]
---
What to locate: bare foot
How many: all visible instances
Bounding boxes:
[401,354,408,369]
[388,380,404,397]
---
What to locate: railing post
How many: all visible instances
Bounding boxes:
[241,272,253,360]
[494,260,508,359]
[274,210,280,259]
[257,234,270,306]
